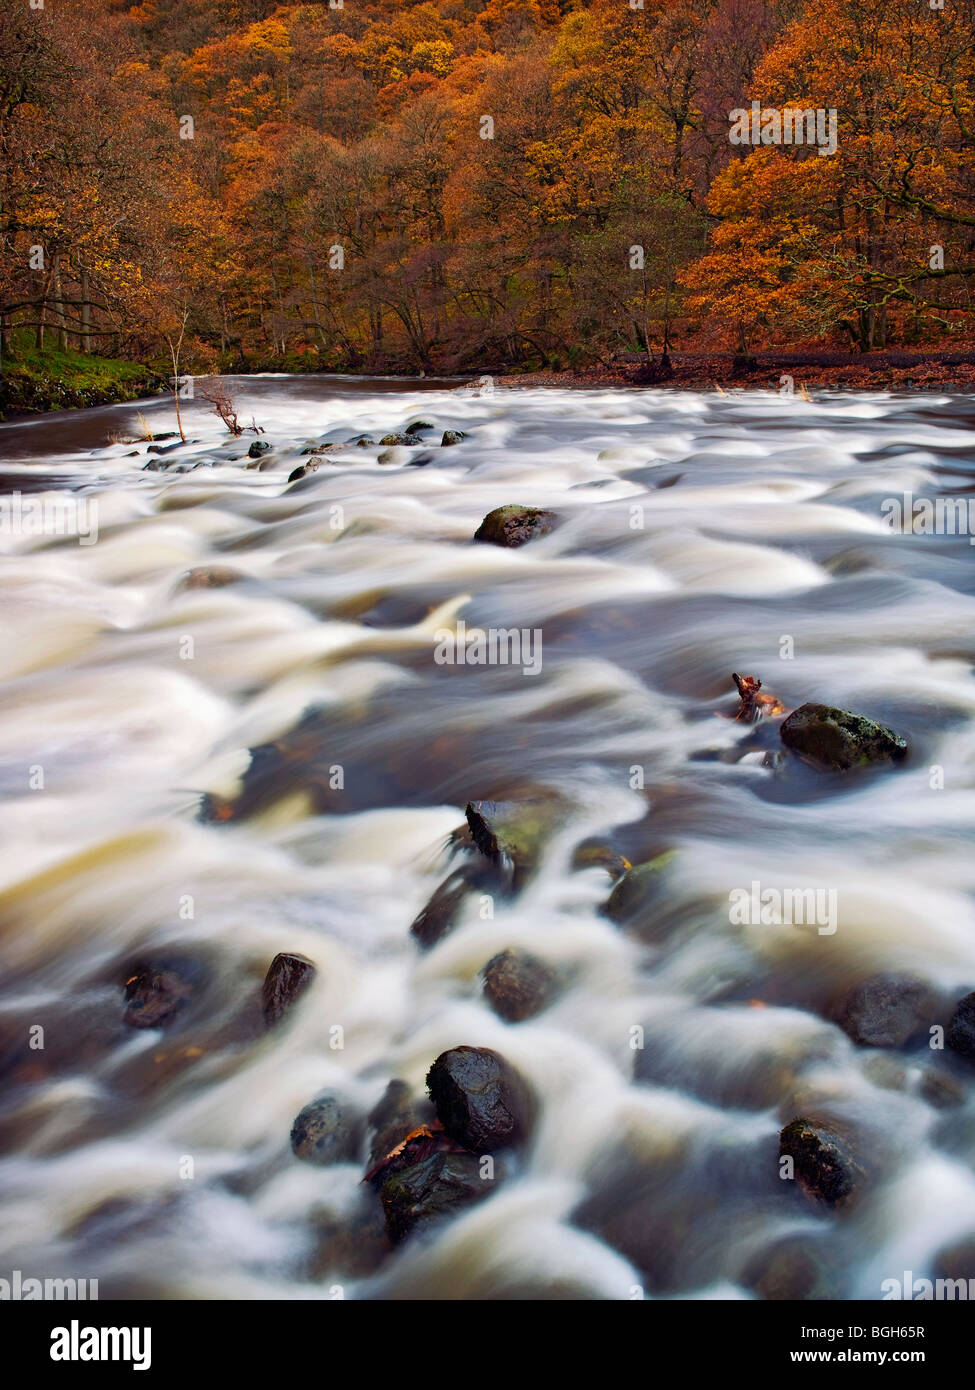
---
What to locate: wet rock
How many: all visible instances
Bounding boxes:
[861,1054,908,1092]
[290,1092,363,1166]
[247,440,271,458]
[403,451,435,467]
[379,433,423,447]
[349,436,375,447]
[379,1135,490,1243]
[366,1080,435,1168]
[779,1117,862,1207]
[288,461,319,483]
[300,442,339,456]
[465,798,557,881]
[482,949,559,1023]
[919,1067,967,1109]
[122,960,199,1030]
[261,952,316,1027]
[779,703,908,770]
[947,992,975,1060]
[308,1195,391,1277]
[406,420,434,434]
[441,430,467,446]
[146,441,183,456]
[175,565,243,591]
[410,859,498,950]
[474,504,557,547]
[426,1045,532,1153]
[830,973,936,1048]
[603,851,676,926]
[571,840,631,880]
[740,1233,841,1301]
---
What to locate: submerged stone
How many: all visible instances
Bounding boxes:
[175,565,243,591]
[830,973,935,1048]
[603,851,677,926]
[122,960,198,1030]
[290,1092,363,1165]
[411,857,498,950]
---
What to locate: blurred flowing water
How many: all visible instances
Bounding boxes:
[1,377,975,1301]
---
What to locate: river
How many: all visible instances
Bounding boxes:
[1,375,974,1300]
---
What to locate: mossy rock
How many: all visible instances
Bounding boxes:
[780,703,908,770]
[603,851,677,926]
[779,1117,864,1207]
[465,798,559,878]
[380,1146,489,1243]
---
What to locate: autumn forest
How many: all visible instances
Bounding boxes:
[2,0,974,379]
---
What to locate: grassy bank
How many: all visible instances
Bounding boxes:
[0,344,165,418]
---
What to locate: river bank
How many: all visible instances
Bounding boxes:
[502,351,975,393]
[3,347,975,423]
[0,346,165,419]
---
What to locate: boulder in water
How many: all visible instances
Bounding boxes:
[603,851,677,926]
[379,433,423,447]
[378,1132,490,1242]
[290,1092,363,1165]
[366,1079,435,1168]
[122,960,198,1030]
[175,565,243,591]
[571,840,631,881]
[441,430,467,446]
[829,972,936,1048]
[247,440,271,458]
[474,504,557,547]
[426,1045,533,1152]
[411,857,499,950]
[465,798,558,880]
[779,1117,862,1206]
[288,461,320,482]
[779,703,908,770]
[262,952,316,1027]
[482,948,559,1022]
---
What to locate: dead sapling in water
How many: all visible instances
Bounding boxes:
[199,381,264,437]
[730,673,787,724]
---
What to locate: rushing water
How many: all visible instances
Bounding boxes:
[1,377,975,1302]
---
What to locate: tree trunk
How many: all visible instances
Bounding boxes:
[80,266,91,354]
[52,254,68,351]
